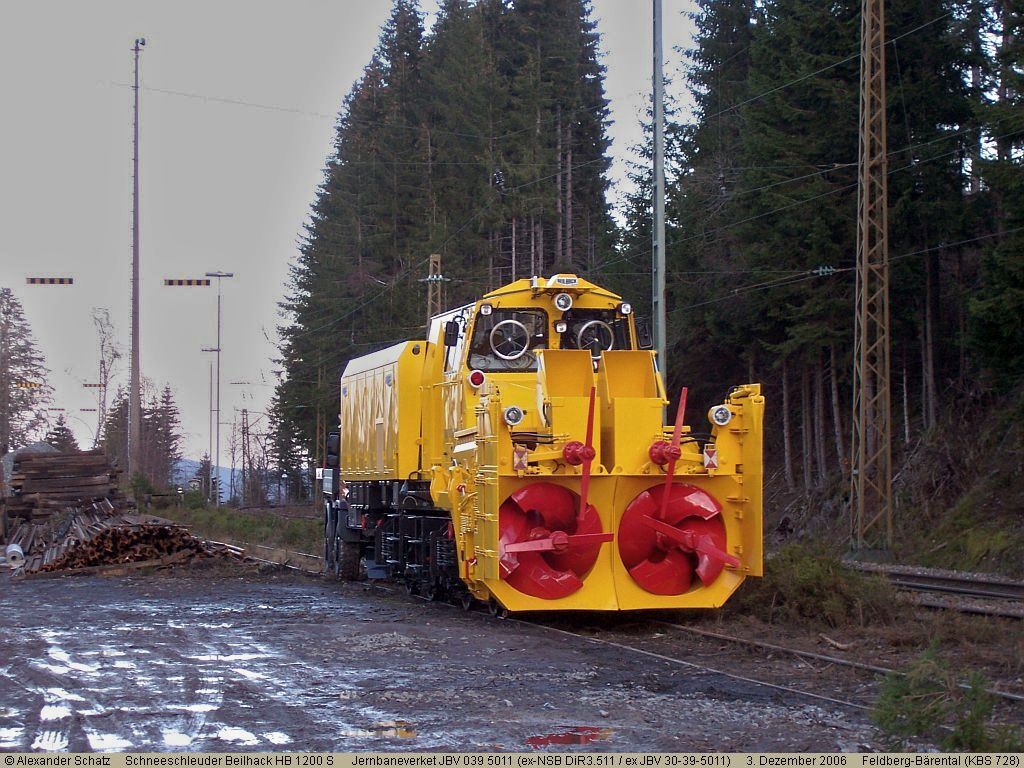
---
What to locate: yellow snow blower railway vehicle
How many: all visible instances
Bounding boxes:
[321,275,764,613]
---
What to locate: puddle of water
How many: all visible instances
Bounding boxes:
[162,729,193,747]
[0,727,24,748]
[169,703,218,713]
[189,653,266,662]
[231,667,266,681]
[40,705,72,721]
[86,732,134,751]
[263,732,292,745]
[45,687,86,702]
[526,727,612,749]
[341,721,417,739]
[31,730,69,751]
[216,727,259,746]
[46,649,98,673]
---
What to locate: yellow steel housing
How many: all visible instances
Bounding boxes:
[337,275,765,611]
[338,341,425,482]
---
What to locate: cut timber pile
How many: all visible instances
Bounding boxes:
[2,449,130,526]
[5,507,242,574]
[2,450,244,575]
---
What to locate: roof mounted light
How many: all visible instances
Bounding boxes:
[503,405,525,426]
[468,370,486,388]
[619,302,633,315]
[479,303,493,316]
[554,293,573,312]
[710,405,733,426]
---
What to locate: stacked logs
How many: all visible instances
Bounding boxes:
[5,507,243,574]
[2,450,130,529]
[2,451,243,575]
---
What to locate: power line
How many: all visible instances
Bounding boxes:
[697,11,953,124]
[108,82,617,144]
[601,124,1024,274]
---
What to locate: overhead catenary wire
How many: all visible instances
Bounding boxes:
[600,123,1024,274]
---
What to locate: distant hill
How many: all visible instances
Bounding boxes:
[173,458,232,496]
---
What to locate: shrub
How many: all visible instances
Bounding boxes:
[728,544,897,627]
[872,647,1024,751]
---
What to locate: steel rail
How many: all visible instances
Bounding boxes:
[204,542,1024,706]
[652,621,1024,705]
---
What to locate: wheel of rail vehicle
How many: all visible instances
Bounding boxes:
[323,504,336,571]
[487,598,509,620]
[405,577,419,596]
[337,540,361,581]
[459,591,475,612]
[423,579,442,602]
[331,536,343,578]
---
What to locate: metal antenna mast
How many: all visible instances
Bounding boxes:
[851,0,893,549]
[129,37,145,481]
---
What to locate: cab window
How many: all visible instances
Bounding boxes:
[467,309,548,372]
[559,309,631,357]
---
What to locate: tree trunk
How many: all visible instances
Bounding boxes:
[782,357,795,491]
[825,349,844,484]
[511,217,517,281]
[538,213,545,275]
[801,362,812,492]
[902,363,911,445]
[814,350,827,484]
[556,107,563,265]
[530,214,536,277]
[565,121,573,268]
[922,250,937,430]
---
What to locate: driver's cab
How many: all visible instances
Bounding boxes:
[455,275,641,375]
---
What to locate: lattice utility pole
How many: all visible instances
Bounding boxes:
[420,254,448,326]
[314,364,325,512]
[241,408,252,507]
[851,0,893,549]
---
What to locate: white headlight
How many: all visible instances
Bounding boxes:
[555,320,568,333]
[480,303,493,316]
[619,302,632,315]
[554,293,573,312]
[503,406,525,426]
[710,405,732,426]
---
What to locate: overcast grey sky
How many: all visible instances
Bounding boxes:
[0,1,695,461]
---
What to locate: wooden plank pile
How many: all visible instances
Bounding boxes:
[2,449,130,529]
[5,507,241,574]
[2,450,244,575]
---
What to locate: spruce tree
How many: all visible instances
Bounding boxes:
[44,414,79,453]
[0,287,52,454]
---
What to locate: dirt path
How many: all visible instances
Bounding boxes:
[0,566,889,752]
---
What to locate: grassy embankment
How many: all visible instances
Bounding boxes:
[161,502,322,557]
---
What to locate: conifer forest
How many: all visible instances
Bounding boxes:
[274,0,1022,560]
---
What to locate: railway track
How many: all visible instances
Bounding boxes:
[848,561,1024,618]
[221,542,1024,710]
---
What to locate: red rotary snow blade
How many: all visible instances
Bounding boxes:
[499,482,611,600]
[618,483,738,595]
[577,386,598,527]
[658,387,688,521]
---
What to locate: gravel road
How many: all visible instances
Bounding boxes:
[0,566,888,752]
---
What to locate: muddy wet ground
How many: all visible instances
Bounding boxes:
[0,566,896,752]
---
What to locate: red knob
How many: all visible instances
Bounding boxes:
[563,441,596,466]
[648,441,681,465]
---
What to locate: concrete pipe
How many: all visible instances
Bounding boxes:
[5,544,24,569]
